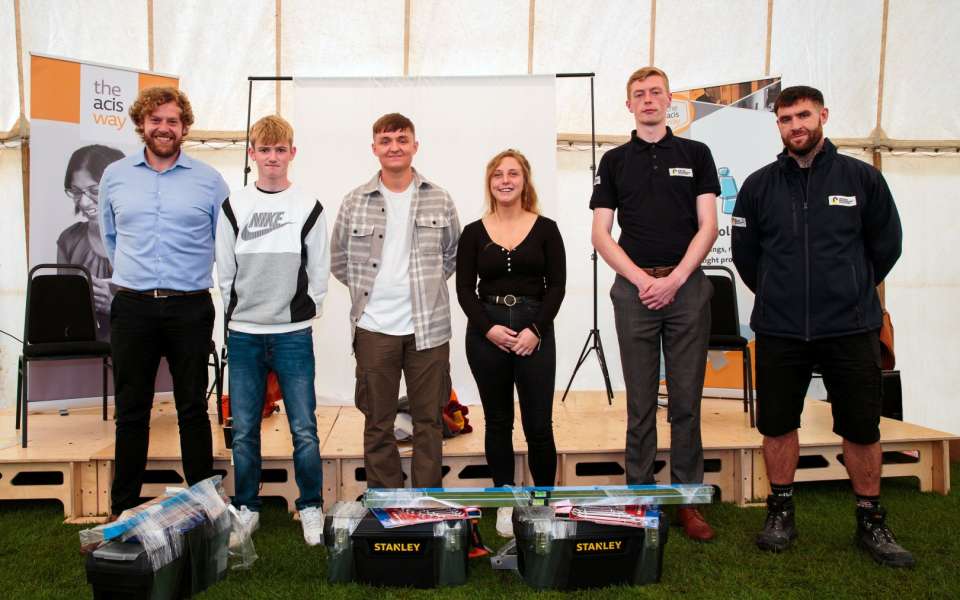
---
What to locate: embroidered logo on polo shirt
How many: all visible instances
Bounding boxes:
[241,211,292,240]
[669,168,694,177]
[731,216,747,228]
[594,175,601,186]
[828,195,857,207]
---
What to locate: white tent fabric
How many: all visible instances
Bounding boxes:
[883,0,960,140]
[19,0,149,121]
[0,146,27,424]
[0,0,18,131]
[409,0,529,76]
[1,1,959,436]
[883,153,960,433]
[770,0,883,139]
[532,0,651,136]
[154,0,276,133]
[283,1,405,78]
[655,0,769,92]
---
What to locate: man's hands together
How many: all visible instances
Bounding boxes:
[634,272,684,310]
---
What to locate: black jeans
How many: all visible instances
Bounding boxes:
[110,291,215,514]
[465,301,557,487]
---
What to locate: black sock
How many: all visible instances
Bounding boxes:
[856,495,880,511]
[770,483,794,499]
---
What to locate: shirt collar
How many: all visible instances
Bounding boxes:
[362,167,430,195]
[132,146,195,171]
[630,126,675,150]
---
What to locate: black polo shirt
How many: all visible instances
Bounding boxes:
[590,127,720,266]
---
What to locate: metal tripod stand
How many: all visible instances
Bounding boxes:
[558,74,614,405]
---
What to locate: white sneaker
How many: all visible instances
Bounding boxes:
[299,506,325,546]
[496,507,514,538]
[229,506,260,550]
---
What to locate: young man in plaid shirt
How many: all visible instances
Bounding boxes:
[331,113,461,489]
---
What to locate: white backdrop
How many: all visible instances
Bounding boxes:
[290,75,558,405]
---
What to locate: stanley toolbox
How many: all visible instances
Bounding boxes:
[512,505,669,590]
[323,502,470,588]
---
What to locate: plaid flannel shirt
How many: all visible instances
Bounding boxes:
[331,170,461,350]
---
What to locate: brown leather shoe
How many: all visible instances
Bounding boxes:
[677,507,715,542]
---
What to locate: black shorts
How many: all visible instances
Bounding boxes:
[755,331,882,444]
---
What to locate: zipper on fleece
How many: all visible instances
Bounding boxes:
[803,170,812,341]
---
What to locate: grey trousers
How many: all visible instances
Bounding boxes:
[611,271,712,485]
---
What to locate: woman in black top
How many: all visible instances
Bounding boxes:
[456,149,566,534]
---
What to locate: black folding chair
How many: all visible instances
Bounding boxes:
[704,266,755,427]
[15,264,112,447]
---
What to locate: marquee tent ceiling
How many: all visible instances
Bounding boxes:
[1,0,958,147]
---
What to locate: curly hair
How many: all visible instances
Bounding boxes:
[129,86,195,140]
[484,149,539,215]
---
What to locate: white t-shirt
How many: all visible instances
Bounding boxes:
[358,180,415,335]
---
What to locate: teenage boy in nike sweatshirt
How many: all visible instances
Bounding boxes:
[216,115,330,546]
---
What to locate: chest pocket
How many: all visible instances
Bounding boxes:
[414,215,447,254]
[348,223,375,262]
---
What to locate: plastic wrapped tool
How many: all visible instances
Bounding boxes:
[80,475,256,573]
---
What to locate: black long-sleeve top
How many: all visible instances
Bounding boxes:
[455,215,566,336]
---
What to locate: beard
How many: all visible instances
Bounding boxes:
[144,131,184,158]
[782,121,824,156]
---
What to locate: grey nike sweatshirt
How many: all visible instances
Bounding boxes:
[216,184,330,334]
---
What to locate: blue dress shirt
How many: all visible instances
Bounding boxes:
[99,149,230,291]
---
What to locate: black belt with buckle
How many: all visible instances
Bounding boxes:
[117,287,209,298]
[482,294,541,307]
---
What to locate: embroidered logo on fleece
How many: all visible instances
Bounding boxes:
[828,195,857,207]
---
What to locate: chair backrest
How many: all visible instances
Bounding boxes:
[704,266,741,337]
[25,264,98,345]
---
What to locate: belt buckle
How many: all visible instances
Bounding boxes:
[503,294,517,307]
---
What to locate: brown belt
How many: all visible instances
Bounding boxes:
[641,266,677,278]
[117,287,208,298]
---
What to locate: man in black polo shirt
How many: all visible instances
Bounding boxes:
[591,67,720,541]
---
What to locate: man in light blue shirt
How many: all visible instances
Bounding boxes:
[99,86,229,517]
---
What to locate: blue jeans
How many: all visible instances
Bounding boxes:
[228,327,322,511]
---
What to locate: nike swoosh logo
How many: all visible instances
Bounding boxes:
[240,221,292,241]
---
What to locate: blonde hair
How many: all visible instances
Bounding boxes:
[484,149,539,214]
[626,66,670,98]
[249,114,294,148]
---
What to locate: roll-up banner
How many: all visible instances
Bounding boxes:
[28,54,179,402]
[673,77,783,393]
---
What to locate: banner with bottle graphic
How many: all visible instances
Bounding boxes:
[27,54,178,402]
[669,77,783,392]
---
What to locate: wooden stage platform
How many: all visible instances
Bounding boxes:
[0,392,955,520]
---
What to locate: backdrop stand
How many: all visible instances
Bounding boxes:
[241,73,613,405]
[555,74,614,405]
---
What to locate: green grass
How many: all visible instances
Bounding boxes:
[2,464,958,599]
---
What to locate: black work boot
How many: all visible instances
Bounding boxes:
[756,495,797,553]
[856,506,915,568]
